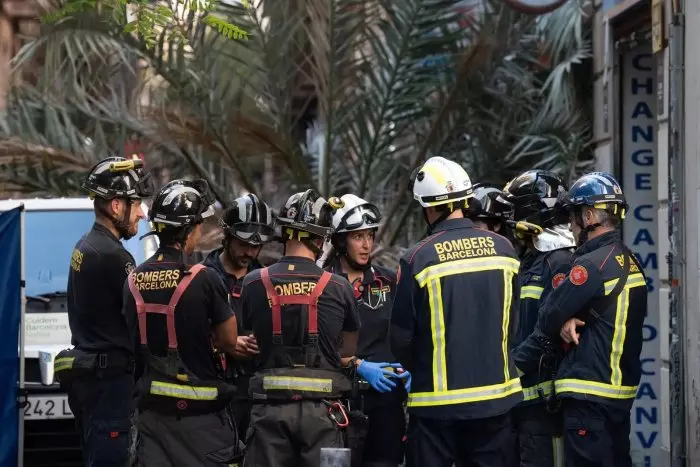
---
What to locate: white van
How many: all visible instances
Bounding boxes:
[0,197,156,467]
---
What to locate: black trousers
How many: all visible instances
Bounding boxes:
[561,399,632,467]
[137,408,241,467]
[361,388,406,466]
[405,411,518,467]
[66,373,135,467]
[514,404,564,467]
[243,401,344,467]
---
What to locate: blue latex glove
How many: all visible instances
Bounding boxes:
[357,361,401,393]
[396,369,412,392]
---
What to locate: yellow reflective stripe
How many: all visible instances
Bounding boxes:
[54,357,74,372]
[150,381,218,400]
[521,381,552,401]
[427,278,448,392]
[407,377,522,407]
[603,273,646,295]
[610,288,630,386]
[414,256,520,287]
[520,285,543,300]
[502,270,514,381]
[262,376,333,393]
[602,272,644,387]
[553,436,565,467]
[554,378,637,399]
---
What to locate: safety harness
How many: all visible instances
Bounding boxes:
[127,264,236,414]
[248,268,352,401]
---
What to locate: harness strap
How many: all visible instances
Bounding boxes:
[259,268,333,340]
[128,264,207,349]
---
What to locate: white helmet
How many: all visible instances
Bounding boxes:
[410,156,474,208]
[330,194,381,234]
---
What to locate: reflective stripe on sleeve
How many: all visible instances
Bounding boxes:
[54,357,74,372]
[520,285,543,300]
[521,381,553,401]
[554,379,637,399]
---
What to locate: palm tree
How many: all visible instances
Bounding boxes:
[0,0,594,264]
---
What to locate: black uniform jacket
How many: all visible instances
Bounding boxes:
[240,256,360,371]
[324,256,397,363]
[537,231,648,410]
[512,247,573,404]
[122,247,234,382]
[202,248,263,332]
[68,222,136,355]
[390,217,523,420]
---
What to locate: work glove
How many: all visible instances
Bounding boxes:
[357,361,401,393]
[396,368,412,392]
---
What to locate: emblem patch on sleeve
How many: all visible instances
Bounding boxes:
[552,273,566,289]
[569,265,588,286]
[125,262,135,275]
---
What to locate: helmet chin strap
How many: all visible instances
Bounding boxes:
[424,208,451,235]
[333,235,371,271]
[98,199,134,240]
[574,210,601,246]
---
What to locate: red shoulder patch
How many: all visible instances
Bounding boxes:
[552,273,566,289]
[569,265,589,286]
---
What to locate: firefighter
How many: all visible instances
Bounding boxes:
[240,189,361,467]
[59,156,154,466]
[464,182,514,235]
[535,172,648,466]
[202,193,276,440]
[390,156,522,467]
[320,194,410,467]
[500,170,575,467]
[122,179,242,466]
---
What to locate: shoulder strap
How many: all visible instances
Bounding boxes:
[307,271,333,335]
[128,264,206,350]
[260,268,282,336]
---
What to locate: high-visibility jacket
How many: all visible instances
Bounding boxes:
[127,264,236,414]
[538,231,648,410]
[390,217,523,420]
[512,248,572,404]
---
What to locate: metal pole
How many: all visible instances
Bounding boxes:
[667,4,686,466]
[17,204,25,467]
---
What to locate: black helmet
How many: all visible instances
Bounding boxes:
[83,157,154,200]
[149,179,216,227]
[277,189,335,239]
[219,194,275,246]
[501,170,568,228]
[468,183,513,220]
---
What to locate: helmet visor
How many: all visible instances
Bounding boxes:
[134,172,156,198]
[338,204,381,232]
[222,220,275,245]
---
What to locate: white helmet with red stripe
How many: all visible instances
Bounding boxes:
[409,156,474,208]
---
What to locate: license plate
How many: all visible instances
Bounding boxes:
[24,394,74,420]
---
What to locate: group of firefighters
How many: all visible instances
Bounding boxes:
[54,154,647,467]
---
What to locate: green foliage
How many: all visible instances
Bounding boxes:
[1,0,594,259]
[41,0,250,48]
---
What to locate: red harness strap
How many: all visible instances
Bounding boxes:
[259,268,333,341]
[127,264,207,350]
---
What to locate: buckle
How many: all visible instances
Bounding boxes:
[272,335,283,345]
[98,354,107,369]
[307,334,319,344]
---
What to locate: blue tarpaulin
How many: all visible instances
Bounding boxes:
[0,207,22,467]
